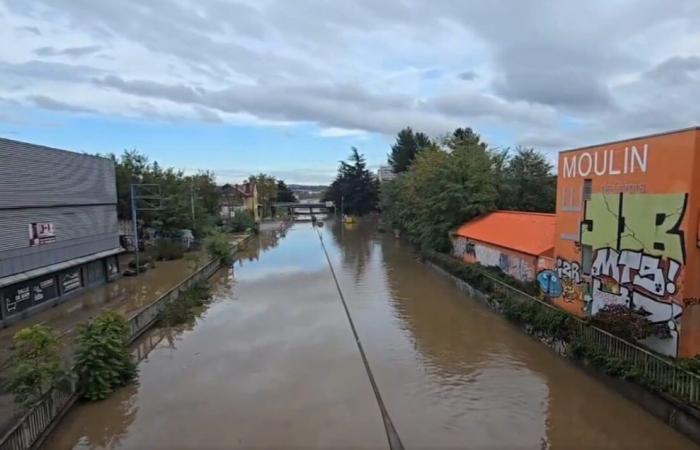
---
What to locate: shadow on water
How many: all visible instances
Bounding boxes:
[328,217,375,284]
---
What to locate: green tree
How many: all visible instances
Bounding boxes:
[323,148,379,216]
[9,325,65,407]
[248,173,278,218]
[275,180,297,203]
[388,127,432,173]
[381,128,497,251]
[500,146,556,212]
[74,311,137,401]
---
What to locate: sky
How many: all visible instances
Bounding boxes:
[1,1,699,184]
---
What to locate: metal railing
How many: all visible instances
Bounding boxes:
[429,255,700,406]
[0,257,221,450]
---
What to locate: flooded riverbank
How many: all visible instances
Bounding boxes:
[44,220,697,449]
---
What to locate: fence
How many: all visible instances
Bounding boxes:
[0,257,221,450]
[427,255,700,407]
[480,270,700,406]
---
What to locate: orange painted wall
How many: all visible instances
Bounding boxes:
[549,128,700,357]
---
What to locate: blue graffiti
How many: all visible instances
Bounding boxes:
[537,270,562,298]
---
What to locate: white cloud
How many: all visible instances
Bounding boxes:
[0,0,699,150]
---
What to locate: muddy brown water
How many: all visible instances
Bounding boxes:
[44,220,698,449]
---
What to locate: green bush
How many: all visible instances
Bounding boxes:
[229,210,256,233]
[9,325,65,407]
[205,232,235,265]
[159,283,212,327]
[154,240,185,261]
[501,296,571,338]
[74,311,137,401]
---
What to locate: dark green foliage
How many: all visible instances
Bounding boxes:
[569,337,642,381]
[388,127,432,173]
[500,297,571,338]
[591,304,664,342]
[323,148,379,216]
[275,180,297,203]
[497,146,556,213]
[9,325,65,407]
[159,283,212,327]
[109,150,219,237]
[154,240,185,261]
[381,129,497,251]
[205,231,235,265]
[74,311,137,401]
[678,356,700,375]
[228,210,256,233]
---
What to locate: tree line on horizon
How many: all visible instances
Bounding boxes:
[110,150,298,237]
[322,125,556,252]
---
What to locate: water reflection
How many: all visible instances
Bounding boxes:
[328,218,375,283]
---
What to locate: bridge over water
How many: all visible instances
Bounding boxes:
[271,201,335,216]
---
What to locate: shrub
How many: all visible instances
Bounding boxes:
[159,283,211,327]
[154,240,185,261]
[591,304,663,342]
[9,325,65,407]
[229,210,256,233]
[205,232,235,265]
[74,311,137,401]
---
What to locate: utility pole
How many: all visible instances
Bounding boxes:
[130,184,140,275]
[129,183,162,276]
[190,181,196,230]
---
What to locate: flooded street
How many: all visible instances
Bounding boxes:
[45,220,697,449]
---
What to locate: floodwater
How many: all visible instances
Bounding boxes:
[45,220,698,449]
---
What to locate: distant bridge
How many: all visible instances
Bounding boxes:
[271,202,335,215]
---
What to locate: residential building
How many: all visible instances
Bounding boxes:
[218,181,260,222]
[0,138,122,323]
[451,211,556,282]
[377,165,396,183]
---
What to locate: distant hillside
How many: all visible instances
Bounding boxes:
[289,184,327,200]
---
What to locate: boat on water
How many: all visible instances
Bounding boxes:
[342,215,357,224]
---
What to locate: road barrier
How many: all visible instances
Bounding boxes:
[0,256,223,450]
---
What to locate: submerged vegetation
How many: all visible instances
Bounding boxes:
[9,325,65,407]
[158,282,212,327]
[74,311,137,401]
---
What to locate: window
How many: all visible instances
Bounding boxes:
[581,244,593,275]
[582,179,592,202]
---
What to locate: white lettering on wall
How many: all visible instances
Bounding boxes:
[562,144,649,178]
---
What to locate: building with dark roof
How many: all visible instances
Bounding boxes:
[0,137,122,324]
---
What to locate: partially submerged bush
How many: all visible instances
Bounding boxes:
[159,283,212,327]
[205,232,235,265]
[154,240,185,261]
[9,325,65,407]
[74,311,137,401]
[591,304,665,342]
[229,210,256,233]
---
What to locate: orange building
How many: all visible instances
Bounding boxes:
[546,126,700,357]
[452,211,556,282]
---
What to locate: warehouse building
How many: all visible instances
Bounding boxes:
[0,138,122,324]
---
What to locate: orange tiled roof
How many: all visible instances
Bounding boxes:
[454,210,556,256]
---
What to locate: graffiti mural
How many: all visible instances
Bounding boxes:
[580,192,688,356]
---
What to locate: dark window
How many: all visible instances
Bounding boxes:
[583,179,592,202]
[581,244,593,275]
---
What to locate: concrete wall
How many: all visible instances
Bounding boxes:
[452,236,537,282]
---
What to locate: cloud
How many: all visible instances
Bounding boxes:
[33,45,102,57]
[28,95,96,113]
[0,0,699,152]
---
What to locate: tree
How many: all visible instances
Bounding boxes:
[74,311,137,401]
[109,150,220,237]
[9,325,65,407]
[248,173,278,218]
[381,128,497,251]
[388,127,432,173]
[275,180,297,202]
[323,148,379,216]
[499,146,556,212]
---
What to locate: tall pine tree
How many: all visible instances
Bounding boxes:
[323,148,378,216]
[388,127,431,173]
